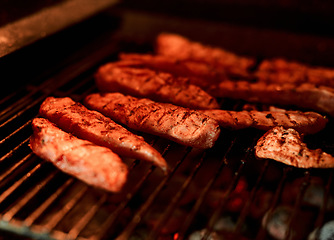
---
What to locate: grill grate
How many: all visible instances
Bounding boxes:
[1,35,334,240]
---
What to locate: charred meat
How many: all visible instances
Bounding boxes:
[199,109,327,134]
[95,64,219,110]
[30,118,128,192]
[256,58,334,88]
[155,33,255,79]
[118,53,228,89]
[255,126,334,168]
[39,97,168,172]
[208,81,334,117]
[84,92,221,149]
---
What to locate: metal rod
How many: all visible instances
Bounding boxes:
[67,193,108,239]
[234,159,270,233]
[1,169,58,222]
[176,136,237,240]
[148,151,208,240]
[115,147,192,240]
[285,171,311,240]
[92,139,168,239]
[42,184,89,232]
[0,152,34,183]
[0,162,42,204]
[255,167,292,240]
[24,177,74,227]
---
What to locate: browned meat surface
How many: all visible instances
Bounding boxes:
[199,109,327,134]
[118,53,228,89]
[255,126,334,168]
[208,80,334,117]
[255,58,334,88]
[155,33,255,79]
[84,93,221,149]
[95,64,219,110]
[39,97,168,172]
[30,118,128,192]
[258,58,309,72]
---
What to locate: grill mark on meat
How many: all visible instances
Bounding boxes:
[256,58,334,88]
[39,97,168,172]
[119,53,228,89]
[199,109,327,134]
[155,33,255,79]
[138,104,163,126]
[284,112,296,125]
[208,80,334,117]
[30,118,128,192]
[248,112,257,127]
[255,126,334,168]
[95,64,219,110]
[84,93,220,149]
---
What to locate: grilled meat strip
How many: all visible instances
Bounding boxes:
[30,118,128,192]
[155,33,255,79]
[119,53,228,89]
[208,80,334,117]
[84,93,221,149]
[39,97,168,172]
[95,64,219,110]
[199,109,327,134]
[255,126,334,168]
[255,58,334,88]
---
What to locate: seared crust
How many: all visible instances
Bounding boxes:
[208,80,334,117]
[119,53,228,89]
[39,97,168,172]
[199,109,328,134]
[30,118,128,192]
[256,58,334,88]
[84,93,221,149]
[95,64,219,109]
[155,33,255,79]
[255,126,334,168]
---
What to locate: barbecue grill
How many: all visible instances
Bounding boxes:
[1,1,334,239]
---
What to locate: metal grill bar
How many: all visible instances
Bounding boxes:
[312,171,334,239]
[204,159,245,239]
[176,136,238,239]
[0,152,33,185]
[42,185,89,233]
[91,143,171,240]
[285,171,311,239]
[23,177,74,227]
[115,147,192,240]
[1,170,58,222]
[203,134,259,239]
[234,159,270,233]
[0,162,42,207]
[91,166,156,240]
[0,137,30,163]
[256,167,292,240]
[147,151,208,240]
[0,120,31,146]
[67,193,108,239]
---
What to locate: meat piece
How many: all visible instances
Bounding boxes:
[255,126,334,168]
[258,58,308,72]
[199,110,327,134]
[118,53,228,89]
[39,97,168,172]
[155,33,255,79]
[95,64,219,110]
[208,80,334,117]
[30,118,128,192]
[84,93,221,149]
[256,58,334,88]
